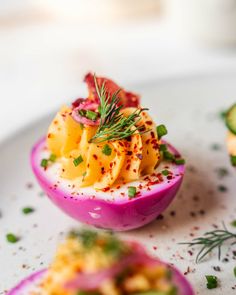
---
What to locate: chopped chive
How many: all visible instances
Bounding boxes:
[22,207,35,215]
[205,275,218,289]
[49,154,56,162]
[40,159,48,168]
[234,266,236,278]
[231,220,236,227]
[128,186,137,198]
[163,150,174,161]
[82,172,87,177]
[162,169,169,176]
[159,144,167,152]
[230,155,236,166]
[175,158,185,165]
[86,110,98,121]
[6,233,19,243]
[80,123,84,130]
[156,124,168,138]
[78,109,86,116]
[102,144,112,156]
[218,185,227,192]
[73,155,83,167]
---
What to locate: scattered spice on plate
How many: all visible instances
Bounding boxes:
[210,143,222,151]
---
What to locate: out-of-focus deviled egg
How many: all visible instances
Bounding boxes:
[8,229,194,295]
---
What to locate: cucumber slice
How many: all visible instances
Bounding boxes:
[226,104,236,135]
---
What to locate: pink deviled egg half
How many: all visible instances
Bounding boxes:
[31,73,185,231]
[8,229,194,295]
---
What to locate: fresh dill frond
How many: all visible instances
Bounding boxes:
[180,223,236,263]
[90,75,148,143]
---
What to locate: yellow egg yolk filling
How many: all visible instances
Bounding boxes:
[47,106,160,190]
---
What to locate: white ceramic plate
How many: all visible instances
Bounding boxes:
[1,74,236,294]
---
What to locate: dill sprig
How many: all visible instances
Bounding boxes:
[90,75,148,143]
[180,224,236,263]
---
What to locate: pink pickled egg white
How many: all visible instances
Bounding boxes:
[7,258,194,295]
[31,138,185,231]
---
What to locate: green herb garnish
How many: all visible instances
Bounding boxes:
[156,124,168,138]
[6,233,19,243]
[69,229,98,248]
[49,154,56,162]
[73,155,83,167]
[80,123,84,130]
[163,151,175,161]
[90,75,148,143]
[205,275,218,289]
[22,207,35,215]
[231,220,236,227]
[230,155,236,166]
[102,144,112,156]
[159,144,167,152]
[128,186,137,198]
[162,169,169,176]
[180,224,236,262]
[40,159,48,168]
[175,158,185,165]
[86,110,98,121]
[41,154,57,168]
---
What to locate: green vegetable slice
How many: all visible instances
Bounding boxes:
[226,103,236,134]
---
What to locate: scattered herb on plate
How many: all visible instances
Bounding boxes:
[6,233,20,243]
[181,223,236,262]
[22,207,35,215]
[206,275,218,289]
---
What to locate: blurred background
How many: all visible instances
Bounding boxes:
[1,0,236,141]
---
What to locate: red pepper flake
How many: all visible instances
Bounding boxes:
[136,153,143,160]
[184,267,191,276]
[127,151,132,156]
[150,131,155,138]
[147,180,159,186]
[170,210,176,217]
[145,139,150,144]
[133,169,137,173]
[145,121,152,125]
[116,185,121,189]
[47,133,53,138]
[153,246,157,250]
[93,154,98,160]
[101,167,105,174]
[102,187,110,192]
[126,164,130,170]
[110,162,113,168]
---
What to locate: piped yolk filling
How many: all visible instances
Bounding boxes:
[46,106,160,190]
